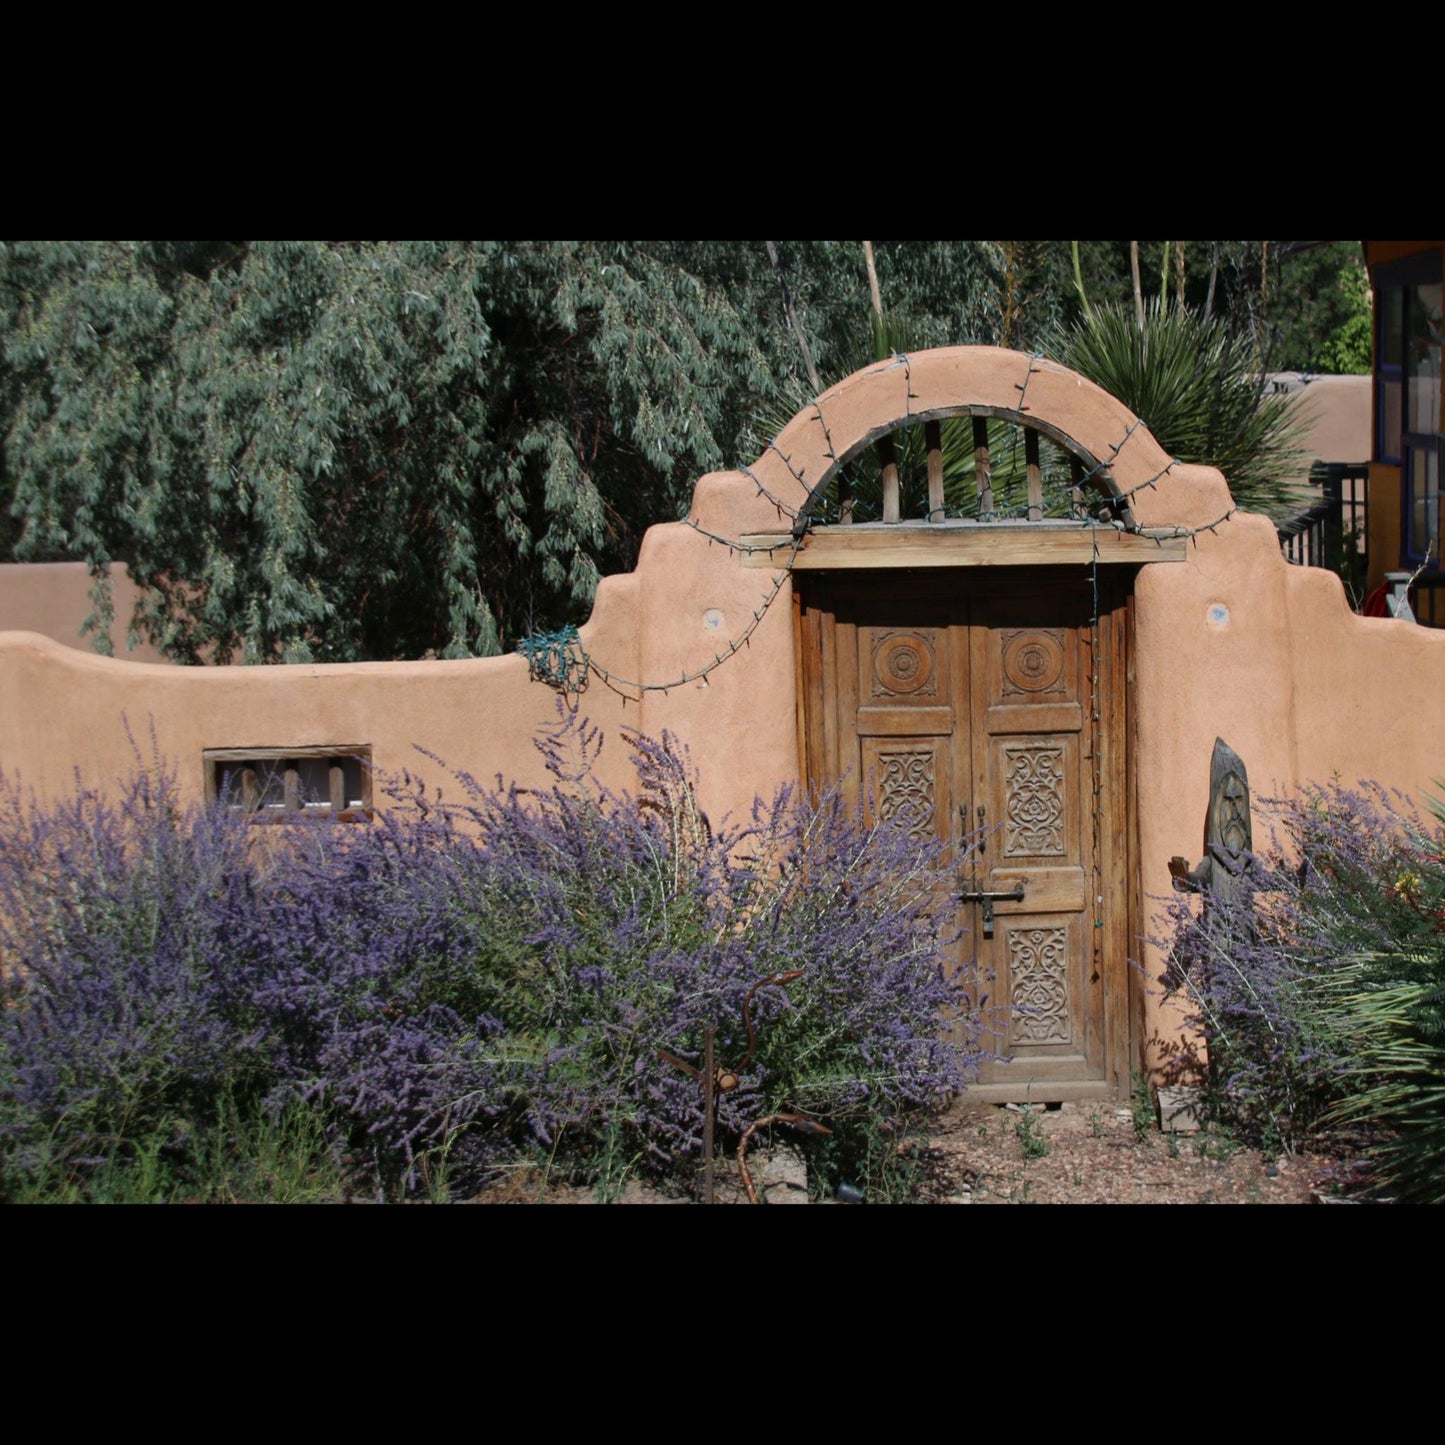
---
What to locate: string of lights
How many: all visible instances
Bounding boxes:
[517,364,1244,698]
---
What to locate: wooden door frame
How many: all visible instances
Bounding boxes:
[792,563,1142,1102]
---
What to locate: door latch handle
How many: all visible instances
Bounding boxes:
[961,804,988,855]
[958,882,1026,940]
[958,883,1026,905]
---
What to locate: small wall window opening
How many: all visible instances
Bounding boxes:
[204,746,372,821]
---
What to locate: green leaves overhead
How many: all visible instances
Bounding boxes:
[1,241,1362,663]
[0,241,779,662]
[1052,297,1309,513]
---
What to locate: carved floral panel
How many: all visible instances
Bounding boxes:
[1009,926,1070,1044]
[875,748,936,839]
[1003,744,1065,856]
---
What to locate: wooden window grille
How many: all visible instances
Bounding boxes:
[204,745,372,822]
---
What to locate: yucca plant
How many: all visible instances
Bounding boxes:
[1052,297,1309,515]
[1316,972,1445,1203]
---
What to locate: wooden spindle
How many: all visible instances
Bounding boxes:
[880,434,900,524]
[1026,428,1043,522]
[926,420,944,521]
[973,416,993,519]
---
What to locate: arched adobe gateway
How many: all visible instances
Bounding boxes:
[704,347,1200,1105]
[685,347,1445,1106]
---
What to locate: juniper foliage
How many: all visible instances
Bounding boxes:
[0,241,1012,663]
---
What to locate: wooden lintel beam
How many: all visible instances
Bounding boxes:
[738,526,1189,569]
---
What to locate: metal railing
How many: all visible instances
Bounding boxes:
[1277,462,1369,600]
[1411,572,1445,628]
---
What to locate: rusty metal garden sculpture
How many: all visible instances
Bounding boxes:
[658,969,830,1204]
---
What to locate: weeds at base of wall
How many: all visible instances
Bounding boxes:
[4,1094,349,1205]
[1130,1072,1156,1141]
[1014,1107,1050,1159]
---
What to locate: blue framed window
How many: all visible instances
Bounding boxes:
[1406,437,1441,565]
[1376,252,1443,563]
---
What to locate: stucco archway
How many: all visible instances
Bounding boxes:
[686,347,1198,1102]
[733,347,1183,532]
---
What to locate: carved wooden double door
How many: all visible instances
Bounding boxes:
[796,568,1130,1101]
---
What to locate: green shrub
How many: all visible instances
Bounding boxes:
[1161,780,1445,1200]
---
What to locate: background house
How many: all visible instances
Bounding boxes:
[1364,240,1444,623]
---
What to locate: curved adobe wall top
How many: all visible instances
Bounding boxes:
[723,346,1231,532]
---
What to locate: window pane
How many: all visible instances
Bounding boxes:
[1406,282,1442,434]
[1383,376,1403,460]
[1409,444,1440,563]
[296,756,333,809]
[340,755,366,811]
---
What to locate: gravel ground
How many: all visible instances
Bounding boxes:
[470,1097,1366,1204]
[903,1098,1351,1205]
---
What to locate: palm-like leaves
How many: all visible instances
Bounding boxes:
[1052,298,1309,514]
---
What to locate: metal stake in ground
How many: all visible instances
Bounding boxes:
[658,969,806,1204]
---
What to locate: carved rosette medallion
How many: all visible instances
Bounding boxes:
[876,749,935,838]
[871,630,937,697]
[1001,629,1065,697]
[1003,745,1065,856]
[1008,927,1070,1044]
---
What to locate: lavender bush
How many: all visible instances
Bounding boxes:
[1159,778,1445,1198]
[0,750,276,1197]
[395,708,980,1197]
[0,708,981,1202]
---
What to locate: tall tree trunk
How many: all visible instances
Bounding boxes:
[862,241,896,523]
[1205,241,1219,319]
[1254,240,1270,368]
[862,240,887,360]
[765,241,823,396]
[1175,241,1186,307]
[1000,241,1024,348]
[1070,241,1093,322]
[1130,241,1145,331]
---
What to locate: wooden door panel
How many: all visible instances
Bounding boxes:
[985,701,1082,735]
[987,867,1085,913]
[857,705,954,737]
[860,736,953,844]
[969,585,1103,1093]
[796,568,1127,1103]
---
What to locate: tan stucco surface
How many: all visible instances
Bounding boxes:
[3,346,1441,1086]
[1283,373,1370,469]
[0,561,170,663]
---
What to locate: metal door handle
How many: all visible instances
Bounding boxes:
[958,883,1027,905]
[959,882,1026,939]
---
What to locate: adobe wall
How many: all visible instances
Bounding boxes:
[0,561,170,663]
[3,347,1442,1084]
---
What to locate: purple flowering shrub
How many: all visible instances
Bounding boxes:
[401,709,979,1196]
[0,756,275,1196]
[0,707,980,1201]
[1159,778,1445,1193]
